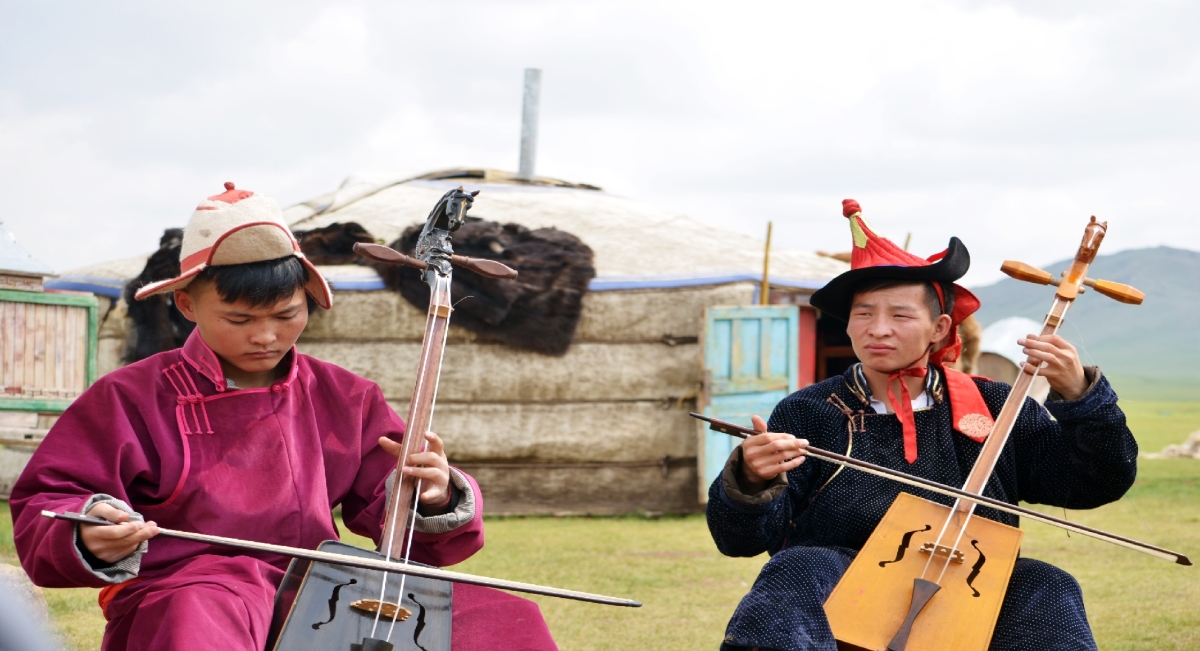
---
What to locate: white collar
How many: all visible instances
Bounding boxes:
[868,390,932,415]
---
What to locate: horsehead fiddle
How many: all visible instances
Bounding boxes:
[694,217,1188,651]
[44,187,639,651]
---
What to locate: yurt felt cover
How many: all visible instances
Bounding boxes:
[376,216,595,356]
[124,229,195,363]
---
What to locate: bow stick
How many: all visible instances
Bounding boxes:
[691,413,1191,566]
[41,511,642,606]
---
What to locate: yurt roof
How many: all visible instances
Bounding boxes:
[47,169,849,297]
[0,219,55,277]
[980,316,1043,365]
[286,169,848,292]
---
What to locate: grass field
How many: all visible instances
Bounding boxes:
[2,398,1197,650]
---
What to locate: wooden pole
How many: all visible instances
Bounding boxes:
[760,221,773,305]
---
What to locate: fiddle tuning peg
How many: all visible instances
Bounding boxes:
[451,254,518,280]
[353,242,429,271]
[1000,260,1057,286]
[1083,277,1145,305]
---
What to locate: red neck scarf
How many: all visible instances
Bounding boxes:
[885,366,929,464]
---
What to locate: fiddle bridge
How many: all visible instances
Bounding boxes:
[824,492,1023,651]
[918,542,964,564]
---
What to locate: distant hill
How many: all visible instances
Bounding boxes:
[970,246,1200,399]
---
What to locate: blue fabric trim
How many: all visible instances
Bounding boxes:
[47,271,830,297]
[590,274,827,291]
[327,277,386,291]
[43,277,124,298]
[407,179,596,195]
[1044,372,1116,422]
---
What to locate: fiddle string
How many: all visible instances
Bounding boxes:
[920,505,956,580]
[387,273,455,643]
[371,287,441,640]
[934,508,976,585]
[1062,316,1156,538]
[386,475,423,641]
[370,487,402,637]
[921,499,979,586]
[1122,492,1156,536]
[922,306,1060,584]
[1060,316,1097,367]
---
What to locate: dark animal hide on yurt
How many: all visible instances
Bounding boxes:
[372,217,595,356]
[294,222,375,265]
[124,229,195,363]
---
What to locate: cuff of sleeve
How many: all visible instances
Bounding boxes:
[1045,367,1115,421]
[720,446,788,507]
[72,495,146,584]
[413,468,476,535]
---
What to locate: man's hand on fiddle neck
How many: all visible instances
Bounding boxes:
[737,415,809,493]
[1018,333,1088,401]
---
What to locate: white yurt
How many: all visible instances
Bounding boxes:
[53,170,848,514]
[977,316,1051,404]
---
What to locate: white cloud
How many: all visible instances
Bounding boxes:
[279,6,372,74]
[0,0,1196,286]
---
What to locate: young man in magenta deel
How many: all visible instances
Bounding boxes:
[10,183,557,650]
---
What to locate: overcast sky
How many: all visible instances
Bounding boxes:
[2,0,1197,286]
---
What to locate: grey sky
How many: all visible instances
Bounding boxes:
[2,0,1196,285]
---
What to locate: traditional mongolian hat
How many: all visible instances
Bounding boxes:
[812,199,993,462]
[134,182,333,309]
[810,199,980,365]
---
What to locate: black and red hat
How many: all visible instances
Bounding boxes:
[810,199,981,366]
[811,199,995,459]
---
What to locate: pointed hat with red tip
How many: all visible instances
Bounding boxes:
[810,199,993,450]
[810,199,980,342]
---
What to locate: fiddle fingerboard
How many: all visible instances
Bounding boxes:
[379,273,453,560]
[959,296,1069,499]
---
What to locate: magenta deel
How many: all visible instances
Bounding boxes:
[10,329,555,650]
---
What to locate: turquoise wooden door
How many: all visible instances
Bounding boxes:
[699,305,799,502]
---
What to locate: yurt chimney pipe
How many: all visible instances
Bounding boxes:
[518,68,542,180]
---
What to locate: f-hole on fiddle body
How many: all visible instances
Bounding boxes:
[879,525,931,568]
[966,540,986,598]
[313,578,358,630]
[407,593,431,651]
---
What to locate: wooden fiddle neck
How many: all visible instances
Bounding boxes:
[352,186,517,561]
[958,217,1140,502]
[378,272,454,559]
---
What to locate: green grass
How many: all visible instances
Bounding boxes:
[1020,459,1199,650]
[1118,399,1200,452]
[1108,375,1200,403]
[3,398,1197,650]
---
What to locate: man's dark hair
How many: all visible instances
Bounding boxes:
[190,256,311,308]
[851,278,955,320]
